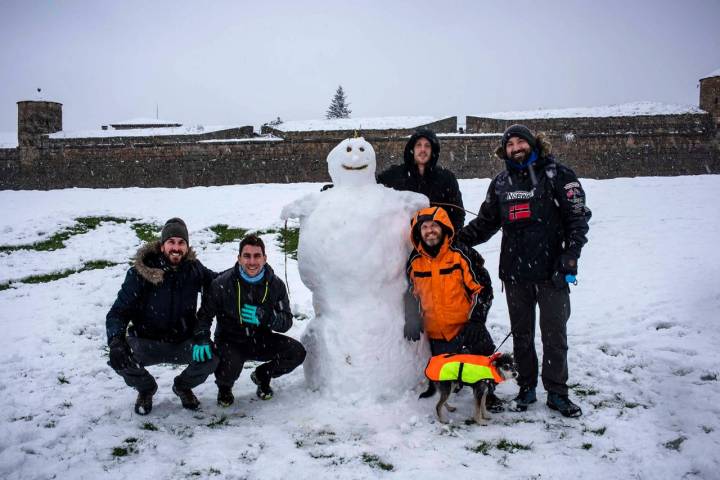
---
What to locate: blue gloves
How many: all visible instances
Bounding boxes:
[241,304,260,325]
[192,343,212,362]
[565,274,578,285]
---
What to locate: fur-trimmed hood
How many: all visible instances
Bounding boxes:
[133,240,198,285]
[494,131,552,161]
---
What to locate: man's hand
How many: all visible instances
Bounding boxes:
[557,254,578,276]
[241,304,260,325]
[192,343,212,362]
[108,336,135,370]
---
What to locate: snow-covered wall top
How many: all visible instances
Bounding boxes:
[701,68,720,80]
[274,116,438,132]
[0,131,18,149]
[48,125,242,139]
[475,101,705,120]
[110,117,180,126]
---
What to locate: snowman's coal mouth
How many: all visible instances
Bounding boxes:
[342,164,368,171]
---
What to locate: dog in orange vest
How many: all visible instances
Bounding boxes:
[425,352,518,424]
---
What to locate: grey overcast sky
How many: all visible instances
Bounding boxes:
[1,0,719,132]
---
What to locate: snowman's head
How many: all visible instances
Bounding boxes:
[327,137,377,187]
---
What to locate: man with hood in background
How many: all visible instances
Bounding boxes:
[106,217,218,415]
[377,127,466,233]
[457,125,591,418]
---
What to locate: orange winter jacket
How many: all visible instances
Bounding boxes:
[406,207,492,341]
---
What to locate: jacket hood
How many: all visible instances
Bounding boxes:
[410,206,454,256]
[133,240,198,285]
[404,128,440,173]
[494,131,552,162]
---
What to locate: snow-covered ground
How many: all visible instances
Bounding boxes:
[1,176,719,479]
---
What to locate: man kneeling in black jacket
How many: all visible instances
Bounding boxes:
[196,234,306,406]
[106,218,219,415]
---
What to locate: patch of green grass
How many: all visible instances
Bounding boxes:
[210,224,248,243]
[112,437,139,457]
[57,375,70,385]
[582,443,593,450]
[495,439,532,453]
[112,447,130,457]
[5,260,121,288]
[44,420,56,429]
[0,216,132,253]
[584,426,606,436]
[700,372,717,381]
[277,226,299,260]
[132,222,161,242]
[361,453,394,471]
[141,422,158,431]
[206,414,229,429]
[664,436,686,451]
[571,384,599,397]
[467,441,492,455]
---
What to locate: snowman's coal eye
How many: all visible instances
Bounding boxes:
[359,147,365,152]
[346,146,352,152]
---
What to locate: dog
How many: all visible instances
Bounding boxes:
[423,352,518,425]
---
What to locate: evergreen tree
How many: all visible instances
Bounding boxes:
[326,85,351,119]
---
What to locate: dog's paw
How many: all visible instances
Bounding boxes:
[446,403,456,412]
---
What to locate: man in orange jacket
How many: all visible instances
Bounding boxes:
[404,207,501,408]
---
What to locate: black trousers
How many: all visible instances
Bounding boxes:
[505,281,571,395]
[429,325,495,356]
[112,336,219,393]
[214,333,306,388]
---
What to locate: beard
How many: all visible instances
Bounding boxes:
[509,148,530,163]
[163,250,186,265]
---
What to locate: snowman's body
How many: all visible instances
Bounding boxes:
[281,138,429,399]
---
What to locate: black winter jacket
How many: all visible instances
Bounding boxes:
[106,242,217,344]
[195,263,293,343]
[377,129,465,232]
[456,136,591,283]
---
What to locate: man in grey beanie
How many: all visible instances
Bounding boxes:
[106,217,218,415]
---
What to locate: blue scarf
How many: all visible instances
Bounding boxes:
[506,149,539,170]
[238,264,266,284]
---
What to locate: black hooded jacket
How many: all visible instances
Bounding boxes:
[456,134,591,283]
[377,129,465,232]
[106,242,217,344]
[195,263,293,343]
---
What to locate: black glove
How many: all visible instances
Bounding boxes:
[108,336,135,370]
[461,322,494,354]
[557,253,578,276]
[404,319,422,342]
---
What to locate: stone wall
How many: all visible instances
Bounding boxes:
[1,125,718,190]
[700,76,720,126]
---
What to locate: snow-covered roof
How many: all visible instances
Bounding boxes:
[475,101,705,120]
[700,68,720,80]
[274,116,439,132]
[48,124,245,139]
[0,131,17,148]
[198,135,283,143]
[110,117,180,126]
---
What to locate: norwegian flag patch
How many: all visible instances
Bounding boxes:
[509,203,531,221]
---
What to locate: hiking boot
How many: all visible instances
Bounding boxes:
[547,392,582,418]
[250,370,273,400]
[172,384,200,410]
[134,385,157,415]
[510,386,537,412]
[217,386,234,407]
[486,391,505,413]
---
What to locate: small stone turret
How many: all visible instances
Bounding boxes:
[17,100,63,147]
[700,69,720,128]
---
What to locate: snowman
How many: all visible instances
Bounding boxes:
[281,137,429,400]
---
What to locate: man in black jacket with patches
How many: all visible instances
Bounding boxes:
[196,234,305,406]
[106,218,218,415]
[457,125,591,418]
[377,127,466,233]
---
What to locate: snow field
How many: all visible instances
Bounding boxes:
[0,176,719,479]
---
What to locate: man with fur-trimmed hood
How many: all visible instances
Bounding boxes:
[377,127,466,233]
[457,125,592,418]
[106,217,218,415]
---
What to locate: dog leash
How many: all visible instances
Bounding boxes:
[493,331,512,354]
